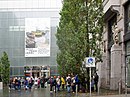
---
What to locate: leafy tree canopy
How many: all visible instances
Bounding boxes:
[56,0,103,77]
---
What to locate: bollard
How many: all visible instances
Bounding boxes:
[76,84,78,96]
[0,82,3,90]
[125,83,127,97]
[119,81,121,95]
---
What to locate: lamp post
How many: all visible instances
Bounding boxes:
[0,73,2,82]
[0,73,3,90]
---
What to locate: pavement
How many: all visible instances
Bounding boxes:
[0,86,130,97]
[79,93,130,97]
[93,94,130,97]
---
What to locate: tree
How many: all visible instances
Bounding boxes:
[0,51,10,85]
[0,62,2,82]
[56,0,103,80]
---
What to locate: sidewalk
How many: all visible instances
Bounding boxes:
[93,94,130,97]
[1,86,130,97]
[78,93,130,97]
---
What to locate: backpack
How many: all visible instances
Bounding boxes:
[67,78,71,84]
[50,78,54,84]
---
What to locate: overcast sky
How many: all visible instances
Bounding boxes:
[0,0,62,9]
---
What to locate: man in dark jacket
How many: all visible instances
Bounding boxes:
[94,73,99,92]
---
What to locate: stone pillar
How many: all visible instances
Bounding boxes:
[110,44,122,90]
[97,53,107,88]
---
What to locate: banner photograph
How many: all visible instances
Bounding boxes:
[25,18,50,57]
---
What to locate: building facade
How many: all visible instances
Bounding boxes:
[0,0,62,78]
[97,0,130,90]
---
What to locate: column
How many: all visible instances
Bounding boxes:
[110,44,122,90]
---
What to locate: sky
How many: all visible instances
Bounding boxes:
[0,0,62,9]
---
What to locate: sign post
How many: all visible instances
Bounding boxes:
[85,57,95,97]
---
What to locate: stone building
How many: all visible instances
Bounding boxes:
[97,0,130,90]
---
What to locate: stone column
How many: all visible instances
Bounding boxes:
[110,44,122,90]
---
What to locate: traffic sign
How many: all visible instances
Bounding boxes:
[85,57,95,67]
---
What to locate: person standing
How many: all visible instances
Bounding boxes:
[56,76,61,91]
[91,77,95,92]
[49,76,54,92]
[53,76,57,93]
[24,78,29,90]
[94,73,99,92]
[75,74,80,92]
[61,76,65,90]
[71,75,76,93]
[66,74,71,93]
[41,76,46,88]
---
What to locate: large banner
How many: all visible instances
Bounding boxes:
[25,18,50,57]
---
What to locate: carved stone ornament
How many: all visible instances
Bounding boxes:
[112,25,122,45]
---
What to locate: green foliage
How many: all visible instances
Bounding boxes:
[0,62,2,82]
[0,51,10,84]
[56,0,103,77]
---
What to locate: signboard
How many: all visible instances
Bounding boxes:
[85,57,95,67]
[25,18,50,57]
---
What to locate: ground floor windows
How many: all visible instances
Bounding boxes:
[126,41,130,87]
[10,65,57,78]
[126,56,130,87]
[24,66,50,78]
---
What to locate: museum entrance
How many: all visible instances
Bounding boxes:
[24,65,50,78]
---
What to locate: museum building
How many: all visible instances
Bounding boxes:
[0,0,62,78]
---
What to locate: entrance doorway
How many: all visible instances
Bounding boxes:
[24,66,50,78]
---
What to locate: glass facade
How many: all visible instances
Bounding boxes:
[0,0,62,77]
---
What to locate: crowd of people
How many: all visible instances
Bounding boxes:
[8,73,99,94]
[9,76,48,90]
[47,73,99,93]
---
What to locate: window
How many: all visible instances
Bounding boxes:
[125,3,130,33]
[108,14,117,49]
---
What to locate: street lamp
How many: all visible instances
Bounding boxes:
[0,73,2,82]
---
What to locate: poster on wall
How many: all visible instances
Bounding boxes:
[25,18,50,57]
